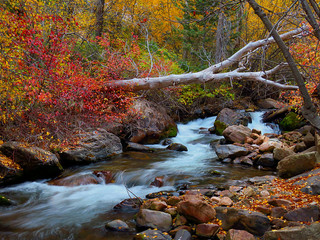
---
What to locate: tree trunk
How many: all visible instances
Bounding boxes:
[246,0,320,129]
[107,28,305,91]
[95,0,105,37]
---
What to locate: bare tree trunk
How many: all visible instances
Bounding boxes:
[95,0,105,37]
[247,0,320,129]
[107,27,304,91]
[299,0,320,41]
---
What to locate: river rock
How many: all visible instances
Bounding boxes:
[226,229,256,240]
[256,153,276,168]
[0,141,63,179]
[195,223,220,238]
[277,151,318,178]
[126,142,153,152]
[105,219,130,232]
[263,222,320,240]
[0,153,23,185]
[142,199,168,211]
[268,199,293,208]
[271,207,287,218]
[125,99,177,144]
[299,175,320,195]
[174,229,191,240]
[263,106,289,122]
[256,98,282,109]
[0,195,13,206]
[59,129,122,166]
[134,229,172,240]
[273,147,294,161]
[215,207,271,236]
[280,112,306,131]
[304,132,315,148]
[284,205,320,222]
[113,198,142,212]
[136,209,172,231]
[214,144,248,160]
[177,197,216,223]
[213,108,251,135]
[150,176,164,187]
[166,143,188,152]
[93,170,114,183]
[223,125,252,144]
[48,174,99,186]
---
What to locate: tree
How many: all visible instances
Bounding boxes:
[246,0,320,129]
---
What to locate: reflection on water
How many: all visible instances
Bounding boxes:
[0,112,277,239]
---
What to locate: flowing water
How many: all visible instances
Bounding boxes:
[0,111,279,240]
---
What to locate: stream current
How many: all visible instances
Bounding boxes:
[0,112,279,239]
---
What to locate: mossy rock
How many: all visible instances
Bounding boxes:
[214,120,228,136]
[0,195,12,206]
[280,112,306,131]
[163,125,178,138]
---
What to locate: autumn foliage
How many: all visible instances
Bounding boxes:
[0,1,179,147]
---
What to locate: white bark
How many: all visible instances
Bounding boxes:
[107,27,306,91]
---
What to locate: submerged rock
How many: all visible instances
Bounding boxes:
[105,219,130,232]
[126,142,153,152]
[166,143,188,152]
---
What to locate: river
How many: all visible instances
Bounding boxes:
[0,111,279,239]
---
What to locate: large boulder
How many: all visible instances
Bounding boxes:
[214,144,248,160]
[59,129,122,166]
[264,222,320,240]
[215,207,271,236]
[177,197,216,223]
[0,153,23,185]
[0,142,63,179]
[256,98,282,109]
[277,151,318,178]
[136,209,172,231]
[223,125,252,144]
[284,205,320,222]
[213,108,251,135]
[124,99,177,144]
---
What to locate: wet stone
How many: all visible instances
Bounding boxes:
[105,219,130,232]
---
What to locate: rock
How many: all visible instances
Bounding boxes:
[93,170,114,183]
[0,141,63,179]
[126,142,153,152]
[151,177,164,187]
[113,198,142,212]
[284,205,320,222]
[294,142,307,152]
[280,112,306,131]
[142,199,168,211]
[134,229,172,240]
[195,223,220,238]
[105,219,130,232]
[304,132,315,148]
[0,195,13,206]
[173,214,188,227]
[214,144,248,160]
[146,191,173,199]
[256,153,276,168]
[136,209,172,231]
[219,197,233,206]
[48,174,99,186]
[215,207,271,236]
[252,129,261,135]
[177,197,216,223]
[256,98,282,109]
[174,229,191,240]
[0,153,23,185]
[242,187,255,198]
[256,206,271,215]
[277,152,318,178]
[260,190,270,198]
[268,199,293,208]
[126,99,177,144]
[226,229,256,240]
[282,131,303,143]
[59,129,122,166]
[223,125,252,144]
[162,139,173,146]
[273,147,295,161]
[214,108,251,135]
[271,207,287,218]
[263,222,320,240]
[166,208,177,217]
[167,143,188,152]
[300,175,320,195]
[259,139,282,152]
[167,196,181,206]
